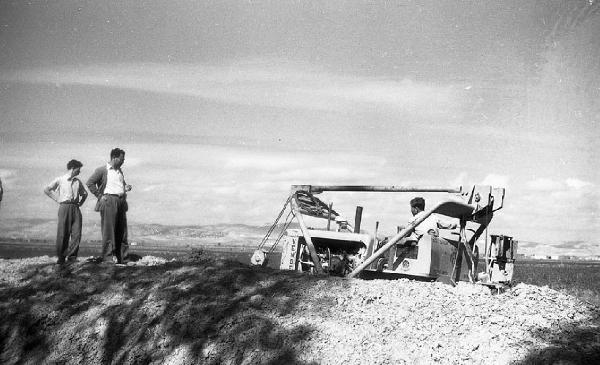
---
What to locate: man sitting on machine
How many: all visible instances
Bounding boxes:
[384,197,457,270]
[405,197,457,242]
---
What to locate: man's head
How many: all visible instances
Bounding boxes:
[410,197,425,215]
[66,159,83,177]
[110,148,126,168]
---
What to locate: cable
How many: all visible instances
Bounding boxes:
[256,193,292,251]
[268,210,294,254]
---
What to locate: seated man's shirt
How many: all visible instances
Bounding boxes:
[408,212,457,241]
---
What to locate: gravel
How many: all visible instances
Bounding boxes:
[0,255,598,364]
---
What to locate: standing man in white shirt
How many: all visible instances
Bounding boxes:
[86,148,132,265]
[44,159,88,265]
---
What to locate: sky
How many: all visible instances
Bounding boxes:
[0,0,599,257]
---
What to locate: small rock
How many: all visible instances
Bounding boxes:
[249,294,264,307]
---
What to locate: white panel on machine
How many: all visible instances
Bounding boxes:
[280,235,301,271]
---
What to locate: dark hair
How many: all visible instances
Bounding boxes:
[66,159,83,170]
[110,148,125,160]
[410,197,425,210]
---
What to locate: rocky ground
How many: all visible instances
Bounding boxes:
[1,254,599,365]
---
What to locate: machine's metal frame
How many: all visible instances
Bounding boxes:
[256,184,514,287]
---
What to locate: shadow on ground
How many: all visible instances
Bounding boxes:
[0,254,336,364]
[516,309,600,365]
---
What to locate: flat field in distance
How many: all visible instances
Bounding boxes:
[513,260,600,306]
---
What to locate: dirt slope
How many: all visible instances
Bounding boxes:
[1,255,599,365]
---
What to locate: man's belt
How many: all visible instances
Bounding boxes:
[105,194,125,198]
[59,201,78,205]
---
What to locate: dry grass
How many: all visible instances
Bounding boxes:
[513,260,600,306]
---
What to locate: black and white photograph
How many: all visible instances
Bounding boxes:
[0,1,598,364]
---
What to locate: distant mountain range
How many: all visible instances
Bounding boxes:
[0,218,299,249]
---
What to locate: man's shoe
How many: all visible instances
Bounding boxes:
[86,257,103,264]
[54,262,71,275]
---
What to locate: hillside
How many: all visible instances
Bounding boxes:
[0,218,281,248]
[1,255,599,364]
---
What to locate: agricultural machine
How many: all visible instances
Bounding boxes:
[251,185,517,289]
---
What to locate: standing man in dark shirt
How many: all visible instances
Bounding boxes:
[86,148,132,265]
[44,159,88,265]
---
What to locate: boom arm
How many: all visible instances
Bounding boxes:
[348,200,475,278]
[291,194,324,274]
[292,185,462,194]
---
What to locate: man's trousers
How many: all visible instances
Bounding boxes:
[56,203,82,263]
[99,195,129,263]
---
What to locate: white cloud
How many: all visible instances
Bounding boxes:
[1,62,463,118]
[210,186,238,195]
[0,169,16,178]
[481,174,509,188]
[0,169,17,187]
[566,178,593,189]
[312,79,458,117]
[525,178,594,195]
[123,157,143,168]
[525,178,562,191]
[449,172,468,188]
[222,154,301,171]
[446,173,509,191]
[141,184,164,192]
[507,174,600,251]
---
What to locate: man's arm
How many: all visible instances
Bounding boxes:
[77,180,88,206]
[436,219,457,230]
[122,170,132,192]
[44,179,59,202]
[86,167,103,198]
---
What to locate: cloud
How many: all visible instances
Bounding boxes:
[222,154,302,171]
[312,79,458,116]
[0,169,17,187]
[481,174,509,188]
[526,177,594,192]
[437,173,599,256]
[141,184,165,192]
[566,178,593,189]
[510,176,599,249]
[123,157,143,168]
[0,169,16,178]
[445,172,510,190]
[112,143,394,225]
[552,240,585,249]
[449,172,468,188]
[525,178,562,191]
[1,62,463,118]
